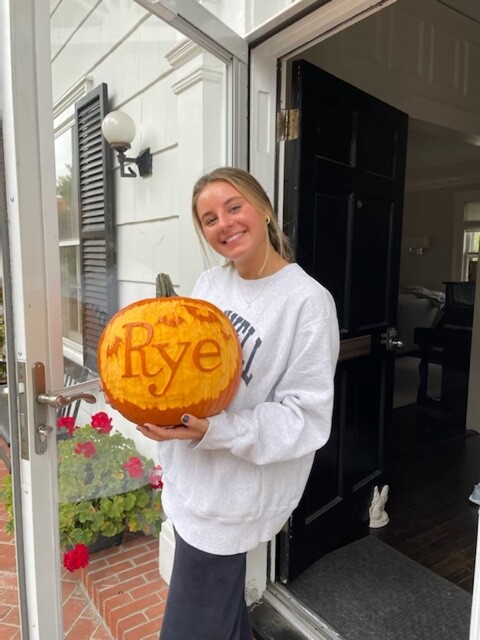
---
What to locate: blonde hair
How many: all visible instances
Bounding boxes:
[192,167,294,264]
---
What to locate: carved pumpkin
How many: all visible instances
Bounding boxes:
[98,297,242,426]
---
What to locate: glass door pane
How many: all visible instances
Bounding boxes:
[50,0,232,637]
[3,0,234,637]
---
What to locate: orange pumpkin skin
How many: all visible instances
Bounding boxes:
[98,297,242,426]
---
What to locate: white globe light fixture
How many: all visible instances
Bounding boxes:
[101,110,152,178]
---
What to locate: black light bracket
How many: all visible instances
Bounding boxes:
[115,147,152,178]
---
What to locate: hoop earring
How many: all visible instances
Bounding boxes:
[266,216,271,225]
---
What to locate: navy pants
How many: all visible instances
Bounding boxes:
[159,530,253,640]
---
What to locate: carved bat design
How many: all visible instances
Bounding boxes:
[107,336,123,357]
[183,304,222,325]
[156,314,186,327]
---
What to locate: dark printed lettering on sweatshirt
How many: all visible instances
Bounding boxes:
[224,310,261,386]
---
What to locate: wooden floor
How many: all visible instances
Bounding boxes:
[374,402,479,593]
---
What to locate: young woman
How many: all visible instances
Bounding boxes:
[137,167,340,640]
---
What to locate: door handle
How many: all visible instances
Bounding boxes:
[32,362,97,454]
[37,389,96,409]
[381,327,404,352]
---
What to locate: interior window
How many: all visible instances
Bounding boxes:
[462,201,480,282]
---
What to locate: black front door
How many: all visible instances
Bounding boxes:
[280,61,409,581]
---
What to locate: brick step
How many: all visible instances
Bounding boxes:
[77,533,169,640]
[1,455,170,639]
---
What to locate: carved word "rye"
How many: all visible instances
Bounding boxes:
[121,322,222,397]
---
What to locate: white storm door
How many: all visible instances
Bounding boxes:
[2,0,66,637]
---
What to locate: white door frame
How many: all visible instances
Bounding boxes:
[2,0,65,637]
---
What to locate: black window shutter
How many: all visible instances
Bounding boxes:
[74,83,116,372]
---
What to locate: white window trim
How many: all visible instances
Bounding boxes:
[53,75,94,121]
[452,190,480,281]
[53,76,94,364]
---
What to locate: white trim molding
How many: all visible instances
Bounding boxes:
[53,75,94,120]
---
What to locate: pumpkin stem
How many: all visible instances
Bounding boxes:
[156,273,178,298]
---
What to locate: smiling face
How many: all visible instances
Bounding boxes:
[195,180,271,278]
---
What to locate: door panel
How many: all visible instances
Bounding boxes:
[349,366,383,485]
[353,196,392,326]
[281,60,408,581]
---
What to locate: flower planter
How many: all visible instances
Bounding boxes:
[87,531,124,554]
[2,411,164,572]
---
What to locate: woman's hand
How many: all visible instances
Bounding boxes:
[99,380,209,442]
[136,414,210,442]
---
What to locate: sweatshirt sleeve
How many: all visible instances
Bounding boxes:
[192,301,340,466]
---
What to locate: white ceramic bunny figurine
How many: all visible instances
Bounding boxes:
[369,485,389,528]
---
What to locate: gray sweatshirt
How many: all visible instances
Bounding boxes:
[158,263,339,555]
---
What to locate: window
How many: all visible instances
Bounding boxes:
[462,201,480,282]
[54,83,116,372]
[55,126,82,345]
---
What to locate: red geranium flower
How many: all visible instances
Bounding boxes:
[91,411,113,433]
[124,456,144,478]
[75,441,96,458]
[149,465,163,489]
[63,544,89,572]
[57,416,76,435]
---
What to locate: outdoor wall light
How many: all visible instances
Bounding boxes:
[101,110,152,178]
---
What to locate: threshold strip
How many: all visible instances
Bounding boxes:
[263,583,344,640]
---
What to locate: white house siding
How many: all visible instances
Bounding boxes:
[51,3,151,102]
[50,1,227,458]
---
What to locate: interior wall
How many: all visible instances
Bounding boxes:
[399,184,479,292]
[400,188,452,291]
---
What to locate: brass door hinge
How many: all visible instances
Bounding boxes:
[276,108,299,142]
